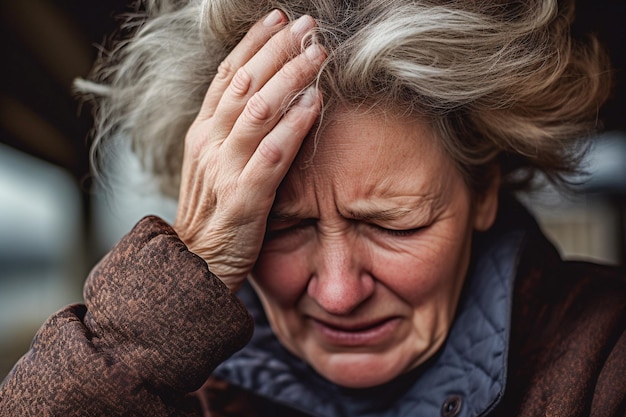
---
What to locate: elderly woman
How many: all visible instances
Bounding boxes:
[1,0,624,416]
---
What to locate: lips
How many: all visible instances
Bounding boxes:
[310,316,401,347]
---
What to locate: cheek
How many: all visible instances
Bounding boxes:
[369,228,472,304]
[252,247,311,305]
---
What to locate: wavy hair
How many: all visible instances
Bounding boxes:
[77,0,611,197]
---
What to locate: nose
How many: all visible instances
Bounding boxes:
[306,234,375,315]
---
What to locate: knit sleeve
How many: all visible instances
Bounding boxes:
[590,312,626,417]
[0,216,254,416]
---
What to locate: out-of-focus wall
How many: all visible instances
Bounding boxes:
[0,144,84,376]
[521,132,626,266]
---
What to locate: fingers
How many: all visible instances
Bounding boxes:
[241,86,322,194]
[210,15,318,136]
[185,11,325,197]
[217,14,325,199]
[196,9,288,121]
[225,42,326,161]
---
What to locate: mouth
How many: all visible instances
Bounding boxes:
[310,317,401,347]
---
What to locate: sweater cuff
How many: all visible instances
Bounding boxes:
[83,215,254,393]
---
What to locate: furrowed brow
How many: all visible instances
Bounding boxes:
[268,211,303,221]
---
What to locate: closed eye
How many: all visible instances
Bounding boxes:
[265,218,317,240]
[371,224,426,237]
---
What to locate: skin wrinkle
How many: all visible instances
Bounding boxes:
[361,121,384,191]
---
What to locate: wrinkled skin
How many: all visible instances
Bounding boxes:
[174,11,326,292]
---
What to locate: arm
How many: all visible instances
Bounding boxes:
[0,216,253,416]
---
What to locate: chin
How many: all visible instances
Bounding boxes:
[310,352,412,389]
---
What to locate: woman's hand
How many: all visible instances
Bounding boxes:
[173,11,325,292]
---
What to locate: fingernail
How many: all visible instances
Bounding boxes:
[263,9,283,27]
[291,15,314,37]
[305,43,324,61]
[298,87,318,107]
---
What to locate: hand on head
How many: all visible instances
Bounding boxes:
[173,11,326,292]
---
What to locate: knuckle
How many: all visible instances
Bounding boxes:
[244,92,272,123]
[215,59,235,83]
[282,110,308,131]
[256,139,283,166]
[229,67,252,97]
[283,95,317,127]
[184,125,205,154]
[280,59,308,82]
[185,123,220,158]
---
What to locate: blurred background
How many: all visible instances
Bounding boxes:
[0,0,625,379]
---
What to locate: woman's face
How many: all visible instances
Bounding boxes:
[250,108,498,388]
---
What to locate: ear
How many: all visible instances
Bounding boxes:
[472,165,500,232]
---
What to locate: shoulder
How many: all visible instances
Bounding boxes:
[501,226,625,416]
[513,227,625,341]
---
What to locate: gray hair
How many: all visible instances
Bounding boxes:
[77,0,611,197]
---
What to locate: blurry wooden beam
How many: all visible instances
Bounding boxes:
[1,0,93,89]
[0,95,76,168]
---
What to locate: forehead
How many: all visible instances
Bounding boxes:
[275,108,461,213]
[308,108,438,158]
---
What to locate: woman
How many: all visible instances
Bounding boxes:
[1,0,624,416]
